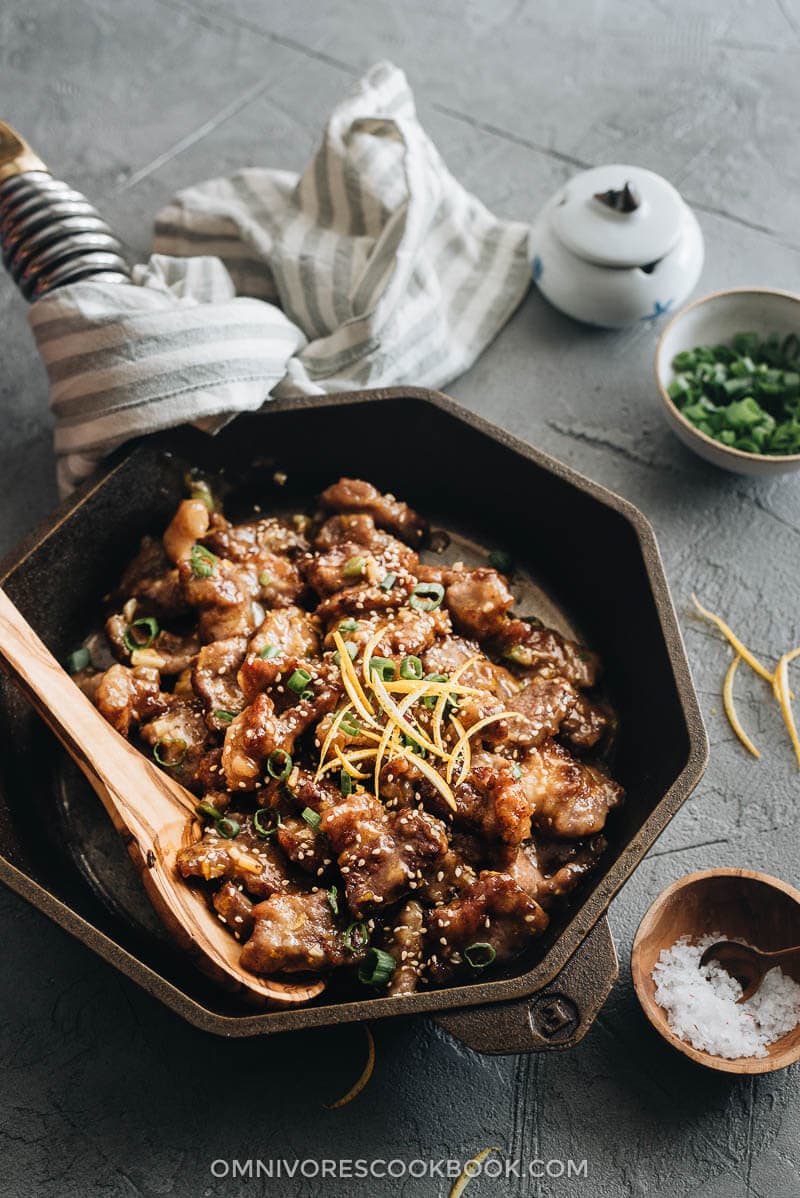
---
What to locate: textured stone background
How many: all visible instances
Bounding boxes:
[1,2,799,1195]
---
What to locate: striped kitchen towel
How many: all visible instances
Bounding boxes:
[29,61,531,494]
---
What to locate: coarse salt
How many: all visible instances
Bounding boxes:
[651,933,800,1060]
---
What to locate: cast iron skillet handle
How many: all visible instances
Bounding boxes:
[433,916,618,1055]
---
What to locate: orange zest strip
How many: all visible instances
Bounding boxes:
[324,1025,375,1109]
[722,655,760,759]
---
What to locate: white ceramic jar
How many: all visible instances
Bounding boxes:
[530,164,704,328]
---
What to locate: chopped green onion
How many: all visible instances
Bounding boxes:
[153,737,187,768]
[258,571,273,588]
[669,331,800,456]
[217,817,240,839]
[266,749,292,780]
[368,656,395,682]
[66,647,90,674]
[338,619,359,632]
[340,714,360,738]
[253,807,282,838]
[340,769,353,797]
[409,582,444,611]
[333,640,358,666]
[213,709,235,723]
[399,654,423,680]
[302,806,322,829]
[488,549,513,574]
[379,572,397,591]
[123,616,159,652]
[464,942,496,969]
[300,688,314,701]
[190,543,218,578]
[196,799,224,822]
[328,885,339,915]
[287,667,312,694]
[357,947,396,987]
[344,921,369,952]
[189,479,216,511]
[259,643,280,659]
[422,671,448,707]
[343,555,367,579]
[400,731,427,758]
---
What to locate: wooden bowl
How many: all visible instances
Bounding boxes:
[632,869,800,1074]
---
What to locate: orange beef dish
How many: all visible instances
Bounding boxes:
[76,477,623,996]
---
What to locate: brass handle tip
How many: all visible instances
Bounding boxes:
[0,121,49,182]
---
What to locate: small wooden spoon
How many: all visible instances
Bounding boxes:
[0,589,324,1007]
[700,939,800,1002]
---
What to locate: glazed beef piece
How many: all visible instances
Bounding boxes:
[116,535,188,619]
[193,637,247,728]
[212,880,255,940]
[140,700,213,792]
[385,900,426,995]
[560,693,616,753]
[320,478,427,546]
[313,574,416,624]
[443,568,515,641]
[422,635,519,702]
[104,613,200,675]
[321,793,449,917]
[498,621,601,690]
[494,835,607,908]
[518,738,623,839]
[176,816,293,899]
[427,872,549,983]
[314,513,419,572]
[453,751,533,845]
[202,513,309,562]
[95,665,169,736]
[240,890,349,974]
[277,815,333,879]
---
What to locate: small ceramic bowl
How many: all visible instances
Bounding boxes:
[655,288,800,476]
[631,868,800,1074]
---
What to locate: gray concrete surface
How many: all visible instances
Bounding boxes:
[1,2,799,1195]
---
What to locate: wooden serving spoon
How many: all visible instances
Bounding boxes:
[700,939,800,1002]
[0,589,324,1007]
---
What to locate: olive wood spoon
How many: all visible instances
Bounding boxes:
[699,939,800,1002]
[0,588,324,1007]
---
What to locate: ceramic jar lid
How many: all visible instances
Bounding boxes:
[550,164,685,269]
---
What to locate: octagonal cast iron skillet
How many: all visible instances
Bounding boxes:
[0,389,708,1052]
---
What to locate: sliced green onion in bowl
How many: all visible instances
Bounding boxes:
[340,769,353,796]
[339,713,361,738]
[123,616,159,652]
[213,709,235,724]
[338,618,359,632]
[333,641,358,666]
[258,643,280,659]
[357,947,396,986]
[409,582,444,611]
[379,572,397,591]
[266,749,293,780]
[464,941,496,969]
[258,571,273,588]
[302,806,321,829]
